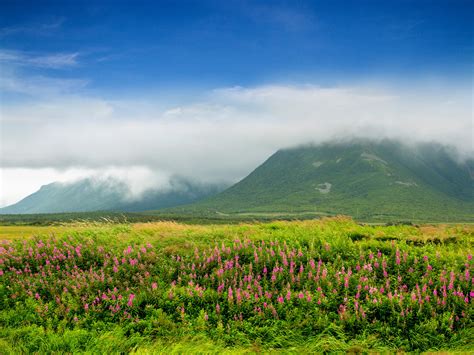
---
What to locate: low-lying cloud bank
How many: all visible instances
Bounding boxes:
[1,83,472,206]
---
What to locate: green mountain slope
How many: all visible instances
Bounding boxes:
[0,177,225,214]
[176,140,473,221]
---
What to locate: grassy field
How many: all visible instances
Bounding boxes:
[0,211,330,226]
[1,218,473,353]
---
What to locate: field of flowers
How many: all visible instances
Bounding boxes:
[1,218,473,353]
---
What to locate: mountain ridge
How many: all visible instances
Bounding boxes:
[0,176,226,214]
[169,140,474,221]
[3,140,473,221]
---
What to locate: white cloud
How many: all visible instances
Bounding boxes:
[0,50,79,69]
[0,74,88,97]
[0,168,88,207]
[0,58,87,99]
[1,82,472,206]
[0,166,171,207]
[2,96,112,122]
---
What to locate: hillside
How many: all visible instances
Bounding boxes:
[173,140,474,221]
[0,176,225,214]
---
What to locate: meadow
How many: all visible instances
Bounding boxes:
[1,218,473,353]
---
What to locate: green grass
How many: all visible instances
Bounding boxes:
[0,211,263,226]
[1,218,473,353]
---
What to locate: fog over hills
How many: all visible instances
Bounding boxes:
[2,83,472,209]
[2,139,472,221]
[173,139,474,221]
[0,176,226,214]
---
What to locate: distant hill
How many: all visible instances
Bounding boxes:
[173,140,474,221]
[0,176,226,214]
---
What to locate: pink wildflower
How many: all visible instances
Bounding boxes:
[127,293,135,307]
[129,258,138,266]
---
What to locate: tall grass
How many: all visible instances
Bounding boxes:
[1,218,472,352]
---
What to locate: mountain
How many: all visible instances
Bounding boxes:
[0,176,226,214]
[173,140,474,221]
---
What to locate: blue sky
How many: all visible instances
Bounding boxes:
[1,0,472,93]
[0,0,473,206]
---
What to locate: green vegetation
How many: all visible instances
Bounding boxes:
[1,218,473,352]
[0,212,178,226]
[176,140,474,222]
[2,140,472,224]
[0,177,225,215]
[0,211,320,226]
